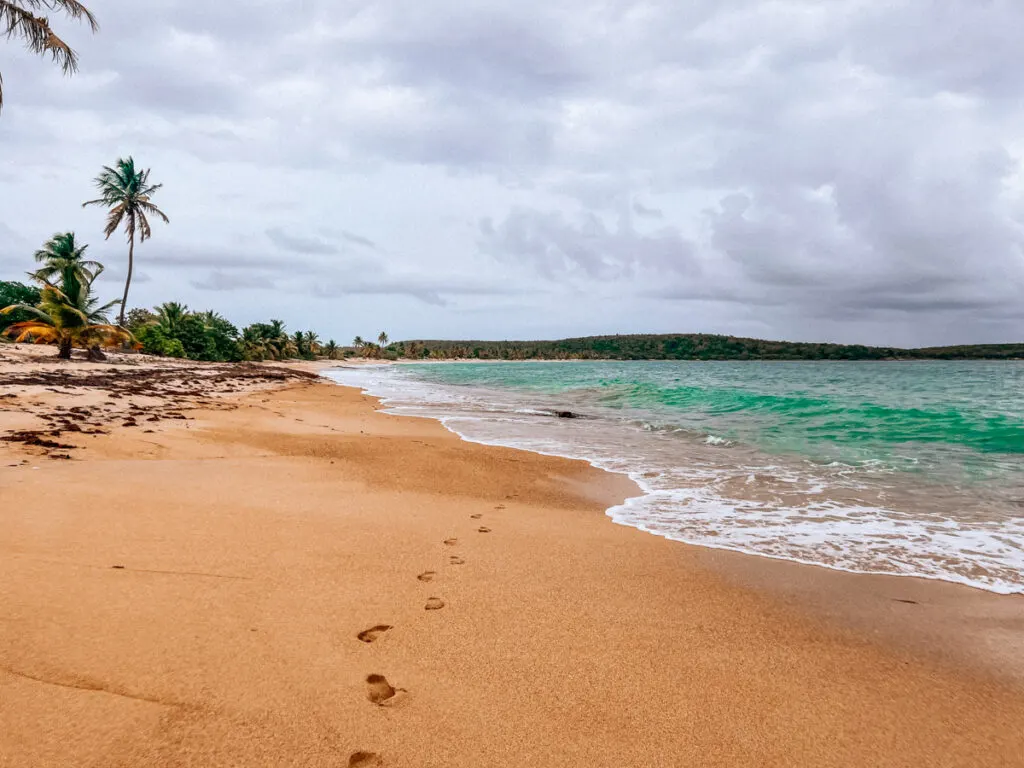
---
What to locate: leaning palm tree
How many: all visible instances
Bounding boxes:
[1,272,128,359]
[0,1,98,114]
[82,157,169,326]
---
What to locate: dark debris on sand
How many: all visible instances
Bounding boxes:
[0,363,319,459]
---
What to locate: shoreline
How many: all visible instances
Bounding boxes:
[2,349,1024,765]
[326,371,1024,686]
[325,362,1024,599]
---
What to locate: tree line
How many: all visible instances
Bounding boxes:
[387,335,1024,361]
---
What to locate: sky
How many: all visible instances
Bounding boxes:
[2,0,1024,347]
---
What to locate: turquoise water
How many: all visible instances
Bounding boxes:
[326,361,1024,593]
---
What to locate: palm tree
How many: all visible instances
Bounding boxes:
[155,301,188,334]
[82,157,169,326]
[323,340,339,360]
[305,330,320,357]
[290,330,306,359]
[1,271,128,359]
[241,324,269,361]
[0,1,98,114]
[377,331,389,347]
[29,232,101,295]
[352,335,364,349]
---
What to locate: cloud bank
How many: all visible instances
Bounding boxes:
[2,0,1023,345]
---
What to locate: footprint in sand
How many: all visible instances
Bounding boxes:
[477,527,491,533]
[448,556,465,566]
[443,538,458,546]
[365,674,403,705]
[417,571,436,582]
[357,625,393,643]
[349,752,383,768]
[424,597,445,611]
[470,513,483,519]
[495,504,506,510]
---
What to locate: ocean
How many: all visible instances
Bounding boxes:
[324,361,1024,595]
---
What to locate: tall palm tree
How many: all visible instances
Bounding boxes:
[29,232,101,294]
[377,331,389,347]
[2,271,127,359]
[0,1,98,114]
[323,340,339,360]
[82,157,169,326]
[352,335,364,349]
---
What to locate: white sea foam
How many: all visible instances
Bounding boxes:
[704,434,732,446]
[323,365,1024,595]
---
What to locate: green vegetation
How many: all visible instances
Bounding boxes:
[83,157,169,326]
[390,335,1024,361]
[352,332,396,359]
[0,280,41,328]
[1,231,129,359]
[2,230,339,363]
[0,1,98,114]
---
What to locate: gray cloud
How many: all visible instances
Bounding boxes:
[266,227,339,255]
[632,200,663,220]
[2,0,1024,345]
[340,230,378,250]
[479,208,697,280]
[191,271,276,292]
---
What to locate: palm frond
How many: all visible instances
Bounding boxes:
[1,302,51,322]
[137,199,169,224]
[1,1,76,72]
[136,209,151,241]
[0,0,98,114]
[9,322,59,343]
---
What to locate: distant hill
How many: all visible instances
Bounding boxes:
[391,334,1024,361]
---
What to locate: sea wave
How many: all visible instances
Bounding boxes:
[323,364,1024,595]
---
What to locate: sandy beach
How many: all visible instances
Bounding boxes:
[2,347,1024,767]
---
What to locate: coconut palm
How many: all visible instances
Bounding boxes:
[323,339,339,360]
[1,272,128,359]
[241,319,289,360]
[29,232,102,292]
[352,335,364,349]
[305,330,320,357]
[82,157,169,326]
[240,324,270,361]
[156,301,188,335]
[290,330,306,358]
[0,1,98,114]
[377,331,389,347]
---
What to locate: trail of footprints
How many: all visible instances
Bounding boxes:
[351,504,503,764]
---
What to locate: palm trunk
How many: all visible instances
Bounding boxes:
[58,335,73,360]
[119,231,134,327]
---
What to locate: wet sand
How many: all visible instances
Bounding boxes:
[2,346,1024,767]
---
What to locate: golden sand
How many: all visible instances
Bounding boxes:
[2,347,1023,766]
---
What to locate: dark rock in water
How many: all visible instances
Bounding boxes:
[556,410,579,419]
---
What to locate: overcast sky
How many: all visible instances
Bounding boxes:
[3,0,1024,346]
